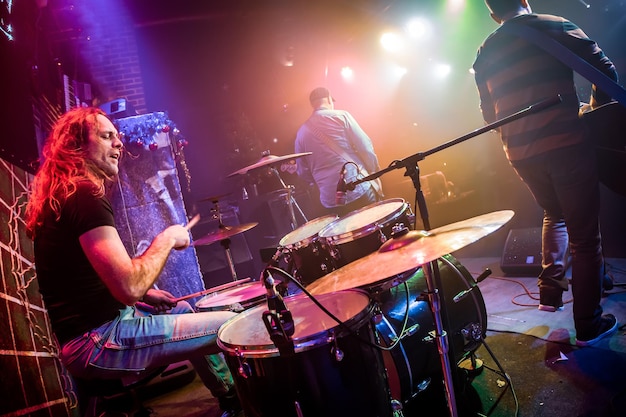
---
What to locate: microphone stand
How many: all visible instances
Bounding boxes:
[344,96,562,417]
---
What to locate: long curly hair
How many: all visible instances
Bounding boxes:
[25,107,111,238]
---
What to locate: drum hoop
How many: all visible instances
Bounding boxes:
[278,215,338,249]
[217,289,375,357]
[320,199,408,245]
[196,282,266,310]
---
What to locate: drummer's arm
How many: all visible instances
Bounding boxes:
[79,224,190,305]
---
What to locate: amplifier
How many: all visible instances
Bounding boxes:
[500,227,542,276]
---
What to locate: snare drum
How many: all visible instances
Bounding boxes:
[217,290,393,417]
[319,198,412,268]
[278,215,338,286]
[195,282,266,313]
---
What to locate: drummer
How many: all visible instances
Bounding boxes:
[295,87,384,216]
[25,107,242,417]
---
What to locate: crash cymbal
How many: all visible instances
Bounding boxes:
[198,192,232,203]
[306,210,514,295]
[227,152,312,177]
[192,222,258,246]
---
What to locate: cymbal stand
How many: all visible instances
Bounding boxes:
[210,200,240,281]
[343,96,562,417]
[269,166,308,230]
[406,162,459,417]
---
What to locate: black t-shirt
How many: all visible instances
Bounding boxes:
[34,181,125,346]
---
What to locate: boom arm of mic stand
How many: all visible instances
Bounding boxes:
[344,95,563,192]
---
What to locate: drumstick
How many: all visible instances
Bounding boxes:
[172,277,254,303]
[185,214,201,230]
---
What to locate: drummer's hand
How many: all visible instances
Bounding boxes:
[161,224,192,250]
[138,288,178,313]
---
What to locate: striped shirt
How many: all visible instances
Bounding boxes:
[473,14,617,162]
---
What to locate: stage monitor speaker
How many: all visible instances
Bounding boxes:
[500,227,542,276]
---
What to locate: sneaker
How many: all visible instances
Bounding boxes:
[538,288,564,312]
[575,314,618,347]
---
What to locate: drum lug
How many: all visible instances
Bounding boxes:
[329,245,340,261]
[331,338,344,362]
[423,329,446,344]
[235,349,252,379]
[378,226,388,244]
[391,399,404,417]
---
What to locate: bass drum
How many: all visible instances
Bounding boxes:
[217,290,393,417]
[375,255,487,406]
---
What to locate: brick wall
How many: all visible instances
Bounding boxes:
[74,1,147,114]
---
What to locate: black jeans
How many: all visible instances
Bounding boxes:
[512,142,604,337]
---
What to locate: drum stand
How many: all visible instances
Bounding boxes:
[344,96,561,417]
[269,166,308,230]
[210,201,241,281]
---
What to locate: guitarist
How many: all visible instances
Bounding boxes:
[472,0,619,346]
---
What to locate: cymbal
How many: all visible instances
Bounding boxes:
[192,222,258,246]
[306,210,514,295]
[198,192,232,203]
[227,152,312,177]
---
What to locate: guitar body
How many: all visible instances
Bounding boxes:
[580,102,626,196]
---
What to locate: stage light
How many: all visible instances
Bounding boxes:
[380,31,405,54]
[433,63,452,79]
[447,0,466,14]
[341,66,355,81]
[406,17,433,41]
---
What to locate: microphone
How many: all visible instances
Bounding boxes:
[335,165,347,206]
[262,269,295,356]
[453,268,492,303]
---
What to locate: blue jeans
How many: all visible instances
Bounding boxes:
[512,142,604,336]
[60,302,237,397]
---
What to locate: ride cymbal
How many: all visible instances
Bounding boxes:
[227,152,312,177]
[306,210,514,295]
[192,222,258,246]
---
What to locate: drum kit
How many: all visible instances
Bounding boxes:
[183,96,561,417]
[192,170,514,416]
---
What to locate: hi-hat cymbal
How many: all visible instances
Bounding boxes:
[192,222,258,246]
[227,152,312,177]
[306,210,514,295]
[198,193,232,203]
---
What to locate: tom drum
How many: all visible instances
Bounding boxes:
[217,290,393,417]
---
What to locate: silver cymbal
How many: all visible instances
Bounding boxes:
[192,222,258,246]
[306,210,514,295]
[227,152,312,177]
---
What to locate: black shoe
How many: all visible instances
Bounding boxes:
[218,388,242,417]
[575,314,618,347]
[538,288,564,312]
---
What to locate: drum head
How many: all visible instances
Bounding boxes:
[218,289,371,356]
[319,198,407,241]
[279,215,338,248]
[196,282,267,311]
